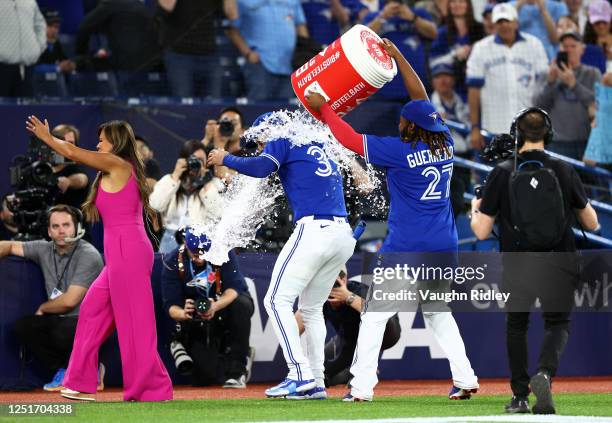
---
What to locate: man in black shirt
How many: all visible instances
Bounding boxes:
[36,10,76,74]
[51,125,89,210]
[470,108,599,415]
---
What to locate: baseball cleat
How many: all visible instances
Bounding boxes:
[265,378,316,397]
[223,374,247,389]
[342,392,372,402]
[448,386,478,400]
[285,386,327,400]
[60,388,96,402]
[531,373,556,414]
[43,368,66,391]
[504,396,530,413]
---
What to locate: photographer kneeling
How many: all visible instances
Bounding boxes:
[470,108,599,415]
[150,140,224,254]
[161,227,254,388]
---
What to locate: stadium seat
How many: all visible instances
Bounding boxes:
[68,71,119,97]
[118,72,170,97]
[31,71,68,97]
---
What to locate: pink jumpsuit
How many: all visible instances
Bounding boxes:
[63,172,173,401]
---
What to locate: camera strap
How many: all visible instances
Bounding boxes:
[52,240,79,291]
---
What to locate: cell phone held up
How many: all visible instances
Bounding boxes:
[556,51,569,68]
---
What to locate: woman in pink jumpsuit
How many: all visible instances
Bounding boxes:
[26,117,173,402]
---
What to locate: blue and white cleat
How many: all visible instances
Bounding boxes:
[44,368,66,391]
[448,386,478,400]
[342,392,372,402]
[285,386,327,400]
[265,378,316,398]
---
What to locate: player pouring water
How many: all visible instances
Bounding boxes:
[306,38,479,402]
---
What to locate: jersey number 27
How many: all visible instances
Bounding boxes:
[420,163,453,201]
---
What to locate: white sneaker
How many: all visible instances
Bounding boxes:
[245,347,255,383]
[60,388,96,402]
[223,374,246,389]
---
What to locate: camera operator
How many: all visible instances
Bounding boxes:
[0,204,104,391]
[161,227,254,388]
[50,125,89,211]
[0,194,18,240]
[470,108,599,415]
[202,107,245,154]
[150,140,225,254]
[295,267,401,387]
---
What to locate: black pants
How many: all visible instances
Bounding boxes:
[503,253,578,398]
[0,63,33,97]
[184,292,254,385]
[323,305,401,384]
[219,292,254,379]
[14,315,78,372]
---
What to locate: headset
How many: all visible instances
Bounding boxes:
[46,204,85,242]
[509,107,554,148]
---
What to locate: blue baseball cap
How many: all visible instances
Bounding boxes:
[482,3,494,17]
[252,112,273,128]
[251,111,289,129]
[185,226,212,255]
[400,100,447,133]
[431,63,455,78]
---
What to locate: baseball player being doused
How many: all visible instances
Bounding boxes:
[207,113,356,399]
[306,38,479,402]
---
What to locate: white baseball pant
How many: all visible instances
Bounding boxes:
[264,216,356,385]
[350,310,479,399]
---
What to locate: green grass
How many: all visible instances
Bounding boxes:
[2,393,611,422]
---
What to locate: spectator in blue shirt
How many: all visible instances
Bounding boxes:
[511,0,569,60]
[364,0,437,99]
[227,0,309,100]
[430,0,485,98]
[301,0,369,46]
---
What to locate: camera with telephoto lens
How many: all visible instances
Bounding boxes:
[170,325,193,375]
[218,118,235,137]
[7,136,65,240]
[480,133,515,163]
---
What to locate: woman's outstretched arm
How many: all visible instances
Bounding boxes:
[26,115,125,173]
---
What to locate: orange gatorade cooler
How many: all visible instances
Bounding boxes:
[291,24,397,119]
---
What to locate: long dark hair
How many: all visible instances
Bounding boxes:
[584,21,612,44]
[447,0,485,45]
[82,120,159,230]
[401,124,451,158]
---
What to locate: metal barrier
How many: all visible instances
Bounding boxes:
[445,120,612,179]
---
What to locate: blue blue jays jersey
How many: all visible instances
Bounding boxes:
[262,138,348,221]
[363,131,457,252]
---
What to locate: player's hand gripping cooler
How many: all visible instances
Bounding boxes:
[291,24,397,119]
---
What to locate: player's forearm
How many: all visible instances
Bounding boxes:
[320,104,364,156]
[395,50,428,100]
[222,154,276,177]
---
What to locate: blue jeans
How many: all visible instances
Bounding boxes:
[163,51,222,98]
[243,62,293,100]
[159,229,179,254]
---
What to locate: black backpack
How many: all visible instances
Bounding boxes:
[505,158,567,251]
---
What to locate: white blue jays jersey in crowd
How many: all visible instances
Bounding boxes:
[262,138,348,221]
[363,132,457,252]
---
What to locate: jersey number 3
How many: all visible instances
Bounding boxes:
[420,164,453,201]
[307,146,333,177]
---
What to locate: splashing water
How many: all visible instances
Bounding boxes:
[195,107,387,265]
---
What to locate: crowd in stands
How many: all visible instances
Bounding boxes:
[0,0,611,162]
